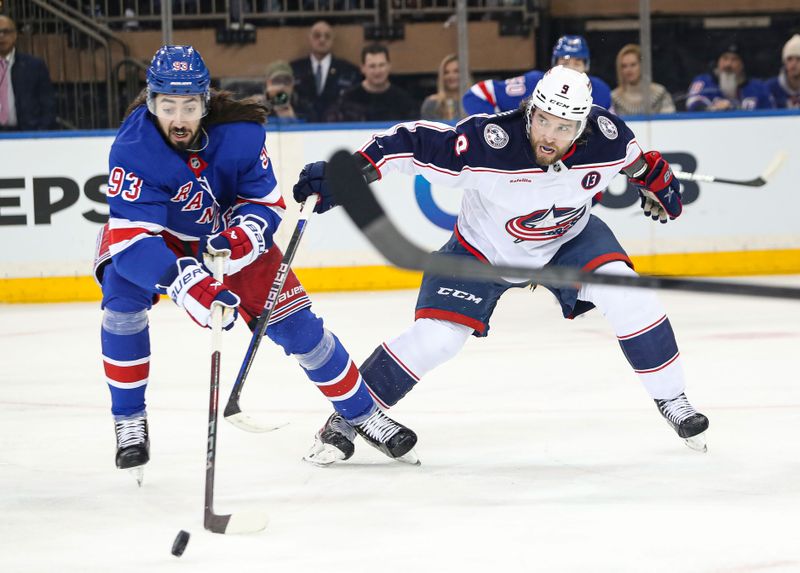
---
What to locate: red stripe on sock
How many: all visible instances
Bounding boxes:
[317,361,361,398]
[104,360,149,384]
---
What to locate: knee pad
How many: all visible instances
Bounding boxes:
[102,308,149,335]
[265,308,324,356]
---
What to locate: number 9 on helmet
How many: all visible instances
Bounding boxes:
[526,65,594,143]
[146,45,211,119]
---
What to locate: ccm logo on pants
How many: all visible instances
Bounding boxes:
[436,287,483,304]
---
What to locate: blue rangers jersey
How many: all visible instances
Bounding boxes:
[686,73,773,111]
[358,108,641,275]
[463,70,613,116]
[765,72,800,109]
[105,106,285,291]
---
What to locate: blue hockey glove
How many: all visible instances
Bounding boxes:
[292,161,335,213]
[628,151,682,224]
[157,257,240,330]
[199,214,272,276]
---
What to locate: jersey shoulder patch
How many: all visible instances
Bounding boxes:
[596,115,618,140]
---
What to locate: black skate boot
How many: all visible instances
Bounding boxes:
[354,408,419,465]
[654,392,709,453]
[114,413,150,485]
[303,412,357,466]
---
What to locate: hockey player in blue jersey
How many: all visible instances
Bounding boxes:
[95,46,417,481]
[462,35,612,116]
[294,65,709,464]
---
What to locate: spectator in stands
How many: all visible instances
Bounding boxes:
[420,53,470,121]
[331,43,417,122]
[264,60,311,123]
[611,44,675,116]
[766,34,800,109]
[290,20,360,123]
[462,34,612,115]
[0,16,56,131]
[686,43,772,111]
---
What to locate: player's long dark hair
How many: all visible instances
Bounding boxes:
[124,89,268,125]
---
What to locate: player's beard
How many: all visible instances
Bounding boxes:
[718,71,739,100]
[530,135,570,166]
[168,126,200,151]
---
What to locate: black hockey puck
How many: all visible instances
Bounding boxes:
[171,530,190,557]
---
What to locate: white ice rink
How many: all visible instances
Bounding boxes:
[2,278,800,573]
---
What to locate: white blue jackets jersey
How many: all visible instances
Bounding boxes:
[106,106,285,291]
[463,70,613,116]
[358,108,641,277]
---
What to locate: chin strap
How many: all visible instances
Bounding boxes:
[186,127,210,153]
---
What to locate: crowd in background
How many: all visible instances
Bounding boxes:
[1,12,799,132]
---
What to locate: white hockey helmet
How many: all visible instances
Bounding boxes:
[527,65,593,141]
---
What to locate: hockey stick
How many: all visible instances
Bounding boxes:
[326,149,800,301]
[674,151,787,187]
[223,196,317,432]
[204,255,269,534]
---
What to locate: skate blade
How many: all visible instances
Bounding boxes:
[303,442,348,467]
[684,431,707,453]
[396,448,421,466]
[128,466,144,486]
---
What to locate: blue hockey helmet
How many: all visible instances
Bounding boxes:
[551,35,591,70]
[146,45,211,116]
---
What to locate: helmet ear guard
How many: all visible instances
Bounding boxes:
[146,45,211,118]
[526,65,594,143]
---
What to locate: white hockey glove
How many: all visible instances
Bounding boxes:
[157,257,240,330]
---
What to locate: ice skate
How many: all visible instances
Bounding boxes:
[655,392,709,453]
[355,408,420,465]
[304,412,357,466]
[114,413,150,486]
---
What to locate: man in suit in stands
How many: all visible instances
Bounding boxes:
[290,20,360,123]
[0,15,56,131]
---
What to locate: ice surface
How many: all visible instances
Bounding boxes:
[2,277,800,572]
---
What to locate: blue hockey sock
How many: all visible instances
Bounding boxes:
[267,309,376,422]
[101,308,150,418]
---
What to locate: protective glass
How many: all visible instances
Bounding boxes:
[148,94,207,122]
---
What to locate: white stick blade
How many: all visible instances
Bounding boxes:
[225,412,288,433]
[226,511,269,534]
[761,151,787,182]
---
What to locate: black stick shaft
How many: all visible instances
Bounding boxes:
[224,201,315,418]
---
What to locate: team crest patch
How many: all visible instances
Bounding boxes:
[484,123,509,149]
[597,116,618,140]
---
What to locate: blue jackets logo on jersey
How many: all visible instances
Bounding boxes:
[597,116,618,140]
[483,124,509,149]
[505,205,586,243]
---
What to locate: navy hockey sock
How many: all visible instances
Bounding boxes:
[617,315,680,375]
[360,344,419,408]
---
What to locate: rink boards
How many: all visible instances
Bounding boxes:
[0,110,798,302]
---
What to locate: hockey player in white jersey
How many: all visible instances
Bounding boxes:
[293,66,709,463]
